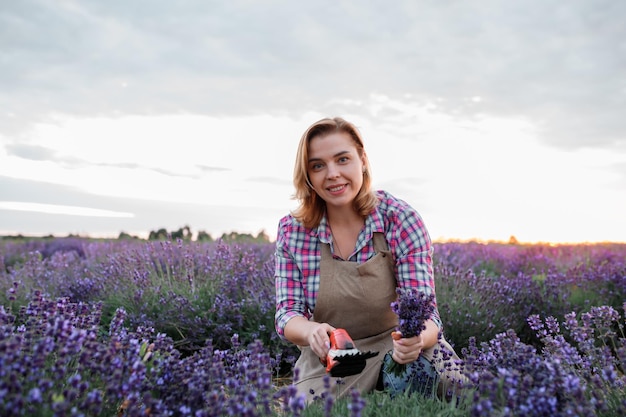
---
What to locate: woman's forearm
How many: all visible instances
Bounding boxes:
[284,316,320,346]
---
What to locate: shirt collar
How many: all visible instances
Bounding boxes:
[314,203,385,244]
[314,214,332,244]
[365,203,386,235]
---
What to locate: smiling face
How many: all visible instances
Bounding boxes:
[307,131,367,211]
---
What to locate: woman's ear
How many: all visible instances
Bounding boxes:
[361,152,368,172]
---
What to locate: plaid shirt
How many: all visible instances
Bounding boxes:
[274,190,440,339]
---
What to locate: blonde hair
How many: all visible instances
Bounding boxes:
[291,117,378,228]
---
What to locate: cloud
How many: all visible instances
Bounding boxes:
[1,0,624,151]
[0,201,134,218]
[196,164,230,173]
[0,175,119,208]
[2,139,210,179]
[0,200,282,239]
[246,176,292,186]
[0,175,282,238]
[5,143,56,161]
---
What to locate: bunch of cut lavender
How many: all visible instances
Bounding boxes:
[391,287,435,339]
[388,287,435,375]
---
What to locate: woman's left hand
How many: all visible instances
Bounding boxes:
[390,331,423,364]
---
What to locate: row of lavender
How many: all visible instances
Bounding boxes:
[1,238,625,416]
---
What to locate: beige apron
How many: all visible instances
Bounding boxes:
[293,233,397,401]
[293,233,466,401]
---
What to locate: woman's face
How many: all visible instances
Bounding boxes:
[307,131,366,211]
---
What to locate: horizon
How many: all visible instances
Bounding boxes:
[2,225,624,246]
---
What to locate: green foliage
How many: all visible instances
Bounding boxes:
[196,230,214,242]
[144,225,269,242]
[435,266,535,351]
[300,390,469,417]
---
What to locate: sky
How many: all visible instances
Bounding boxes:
[1,0,625,244]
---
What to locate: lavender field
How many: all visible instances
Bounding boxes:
[1,237,625,416]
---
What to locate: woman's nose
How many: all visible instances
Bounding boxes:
[327,164,340,179]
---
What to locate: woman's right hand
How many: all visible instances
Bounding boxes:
[308,322,337,360]
[284,317,336,360]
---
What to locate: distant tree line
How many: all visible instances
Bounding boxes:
[118,225,271,243]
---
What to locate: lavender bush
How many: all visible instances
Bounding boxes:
[461,304,626,416]
[2,238,626,415]
[1,238,297,368]
[0,292,312,416]
[434,242,626,351]
[1,292,156,416]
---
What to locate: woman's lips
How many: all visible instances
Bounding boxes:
[327,184,347,194]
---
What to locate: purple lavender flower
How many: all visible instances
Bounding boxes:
[385,288,436,379]
[391,287,435,339]
[347,388,366,417]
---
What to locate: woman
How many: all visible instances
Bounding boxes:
[274,117,464,401]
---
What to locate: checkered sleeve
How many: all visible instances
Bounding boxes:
[274,216,308,339]
[385,196,442,329]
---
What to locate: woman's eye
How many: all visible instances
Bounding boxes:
[310,163,323,171]
[338,157,349,163]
